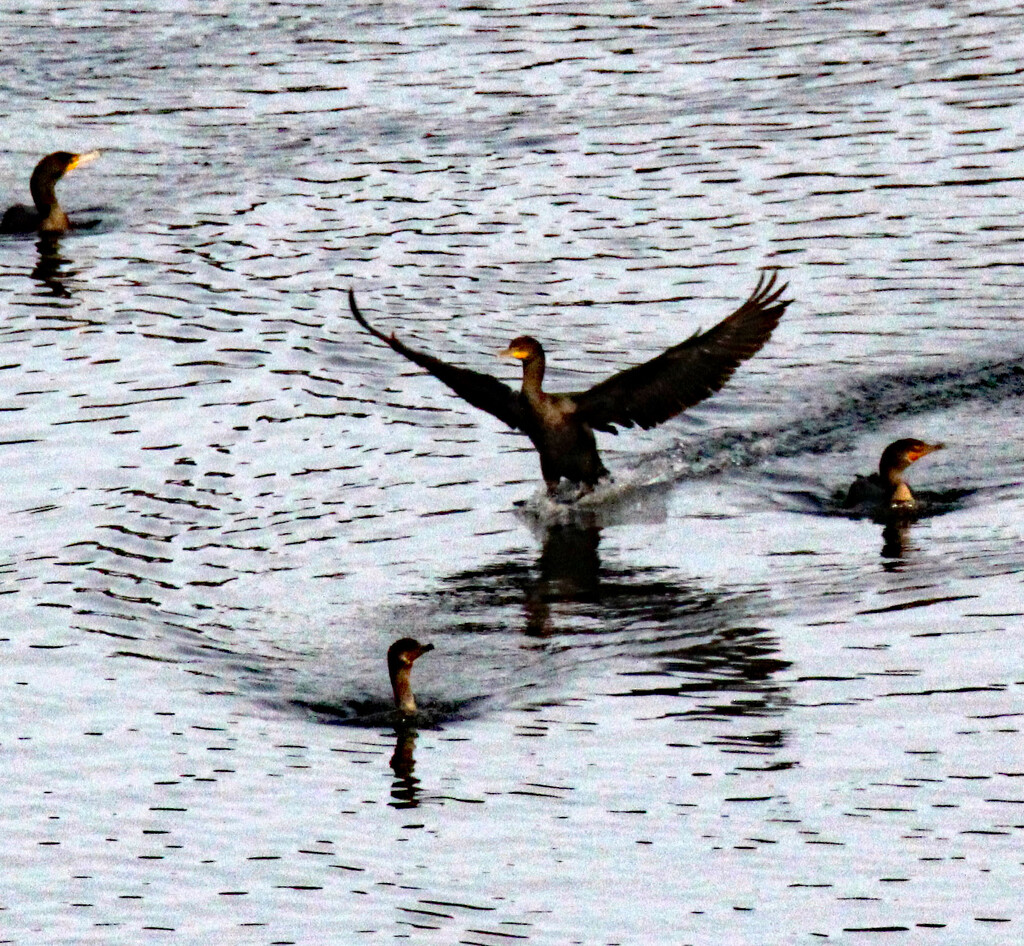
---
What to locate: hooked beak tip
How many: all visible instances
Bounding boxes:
[70,150,101,171]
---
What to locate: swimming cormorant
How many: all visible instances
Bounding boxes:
[388,637,434,716]
[844,438,945,511]
[1,150,100,234]
[350,271,790,494]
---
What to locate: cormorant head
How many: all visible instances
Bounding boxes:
[387,637,434,716]
[31,150,100,193]
[500,336,544,364]
[879,438,944,476]
[387,637,435,677]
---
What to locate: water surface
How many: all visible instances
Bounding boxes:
[2,2,1023,943]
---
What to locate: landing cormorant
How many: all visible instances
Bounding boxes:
[350,271,789,494]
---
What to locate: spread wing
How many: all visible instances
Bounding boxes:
[572,271,790,434]
[349,288,527,431]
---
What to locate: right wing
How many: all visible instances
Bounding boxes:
[349,288,527,431]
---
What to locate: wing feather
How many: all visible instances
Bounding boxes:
[572,271,790,433]
[349,289,526,431]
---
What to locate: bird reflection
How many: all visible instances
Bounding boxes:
[31,236,74,298]
[432,515,709,639]
[433,519,703,638]
[881,519,914,560]
[523,522,603,636]
[389,727,422,808]
[417,508,790,724]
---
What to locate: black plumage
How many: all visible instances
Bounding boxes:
[1,150,99,234]
[350,271,790,494]
[844,438,945,511]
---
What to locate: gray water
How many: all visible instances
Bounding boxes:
[2,2,1023,943]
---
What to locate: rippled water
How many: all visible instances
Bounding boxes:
[3,2,1023,943]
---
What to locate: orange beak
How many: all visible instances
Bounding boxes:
[909,442,945,462]
[413,642,435,661]
[67,150,101,172]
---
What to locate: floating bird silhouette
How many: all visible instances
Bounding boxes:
[1,150,100,234]
[844,438,945,512]
[388,637,435,717]
[350,272,790,495]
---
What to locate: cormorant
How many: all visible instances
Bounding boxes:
[350,271,789,495]
[1,150,100,234]
[388,637,434,716]
[844,438,945,511]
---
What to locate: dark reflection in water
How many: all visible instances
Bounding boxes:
[876,518,925,561]
[429,519,722,639]
[389,727,421,809]
[523,522,602,636]
[881,519,914,561]
[31,236,74,298]
[287,509,791,743]
[424,513,791,718]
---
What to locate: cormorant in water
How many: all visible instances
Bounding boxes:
[1,150,100,234]
[844,438,945,511]
[350,271,790,495]
[388,637,434,716]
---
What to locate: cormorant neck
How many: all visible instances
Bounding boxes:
[391,665,417,715]
[882,465,914,502]
[882,464,905,489]
[520,352,545,397]
[30,171,59,215]
[30,173,67,232]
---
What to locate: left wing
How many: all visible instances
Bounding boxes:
[572,271,790,433]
